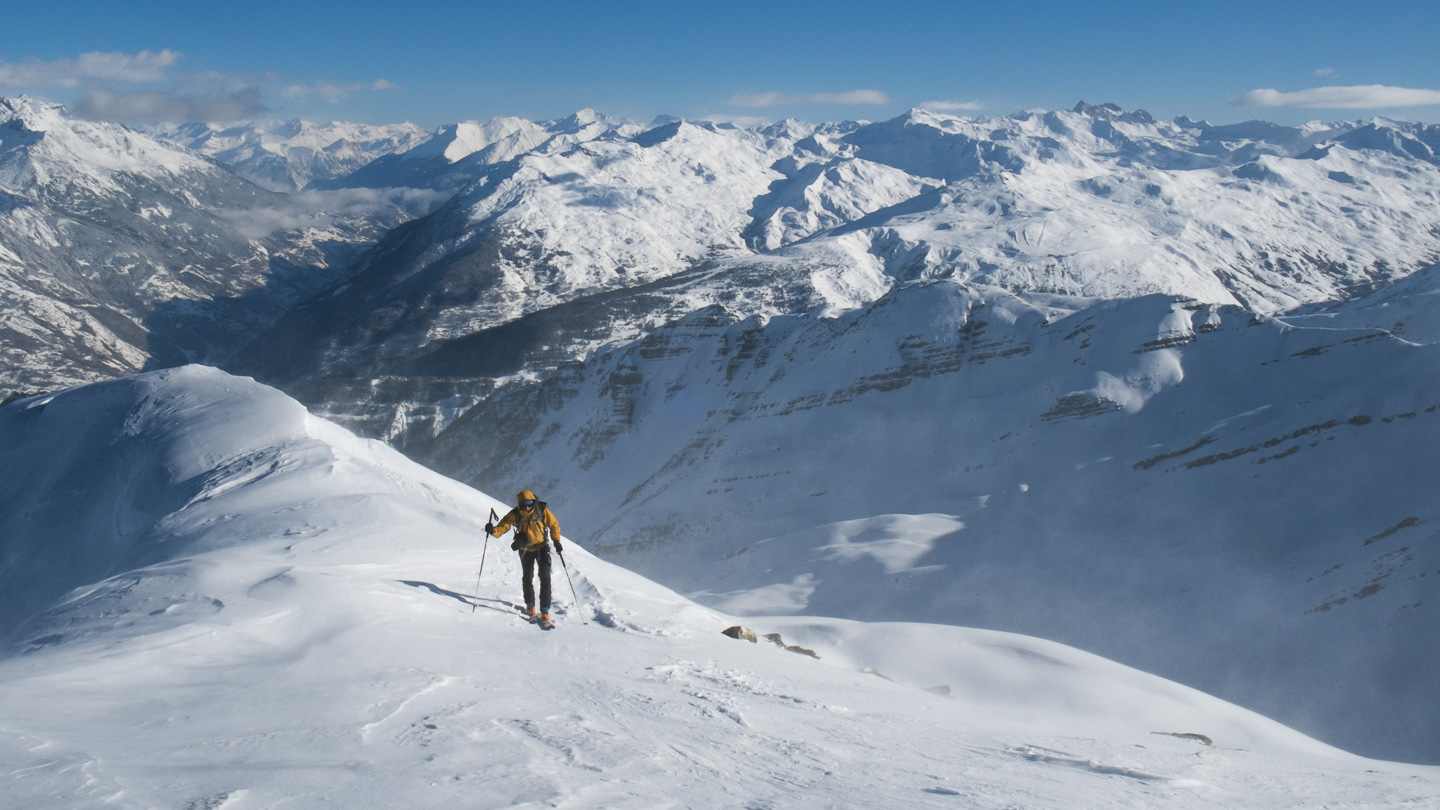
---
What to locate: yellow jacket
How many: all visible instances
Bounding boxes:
[490,490,561,551]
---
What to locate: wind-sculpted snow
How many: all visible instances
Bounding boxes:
[2,367,1435,807]
[424,269,1440,763]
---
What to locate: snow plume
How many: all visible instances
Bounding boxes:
[1088,349,1185,414]
[1233,84,1440,109]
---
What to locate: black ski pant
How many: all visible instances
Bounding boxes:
[519,547,552,611]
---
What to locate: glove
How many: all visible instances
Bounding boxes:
[484,522,494,536]
[554,540,564,553]
[510,538,523,551]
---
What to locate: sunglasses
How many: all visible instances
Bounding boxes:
[520,499,536,506]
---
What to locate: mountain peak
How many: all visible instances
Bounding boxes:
[1071,101,1156,124]
[0,94,69,133]
[0,95,216,189]
[550,107,625,135]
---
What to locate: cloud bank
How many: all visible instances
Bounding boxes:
[73,88,268,123]
[919,99,983,112]
[281,79,401,104]
[0,49,396,123]
[1233,84,1440,109]
[730,89,892,108]
[0,50,181,88]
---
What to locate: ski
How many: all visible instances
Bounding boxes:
[518,605,555,629]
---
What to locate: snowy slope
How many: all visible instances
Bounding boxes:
[1,366,1433,808]
[199,104,1440,763]
[423,266,1440,763]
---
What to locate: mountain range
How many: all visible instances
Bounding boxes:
[2,94,1439,765]
[138,118,432,191]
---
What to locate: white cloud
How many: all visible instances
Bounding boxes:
[72,88,267,123]
[0,50,182,88]
[1314,67,1336,78]
[812,89,891,105]
[696,113,774,128]
[215,187,451,239]
[281,79,399,104]
[729,91,786,108]
[1232,84,1440,109]
[919,99,983,112]
[730,89,892,107]
[0,49,398,122]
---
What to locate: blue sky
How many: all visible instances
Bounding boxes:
[2,0,1438,127]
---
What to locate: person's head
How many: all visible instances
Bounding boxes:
[517,490,538,511]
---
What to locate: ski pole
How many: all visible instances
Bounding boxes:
[555,545,586,624]
[472,507,498,613]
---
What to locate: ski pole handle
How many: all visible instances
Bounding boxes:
[472,507,500,613]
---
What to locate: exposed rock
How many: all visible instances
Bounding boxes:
[1153,732,1213,746]
[721,625,756,643]
[763,632,819,658]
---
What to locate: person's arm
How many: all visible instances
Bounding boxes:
[489,509,517,537]
[543,507,562,551]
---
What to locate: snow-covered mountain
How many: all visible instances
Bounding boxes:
[312,108,642,192]
[8,97,1440,765]
[209,105,1440,762]
[140,118,432,191]
[2,366,1434,807]
[413,260,1440,764]
[0,97,424,401]
[240,104,1440,428]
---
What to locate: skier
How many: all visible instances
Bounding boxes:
[485,490,563,623]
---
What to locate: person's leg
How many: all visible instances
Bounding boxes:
[520,551,536,612]
[537,549,552,613]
